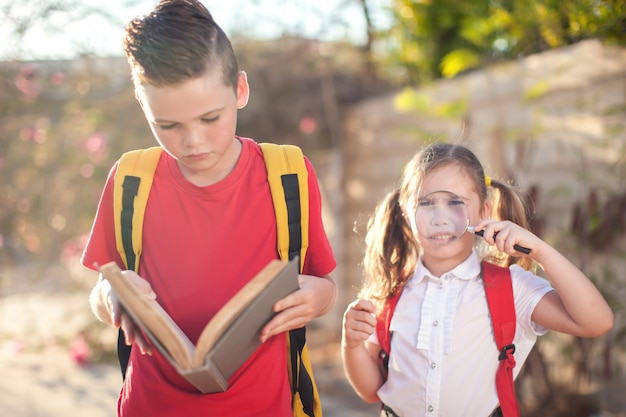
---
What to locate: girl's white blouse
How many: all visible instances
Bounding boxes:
[371,251,553,417]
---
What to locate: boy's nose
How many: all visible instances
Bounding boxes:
[183,128,203,146]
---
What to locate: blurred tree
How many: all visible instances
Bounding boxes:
[380,0,626,84]
[0,34,390,273]
[0,60,150,270]
[0,0,132,60]
[0,0,385,61]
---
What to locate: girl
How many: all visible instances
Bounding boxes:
[342,142,613,417]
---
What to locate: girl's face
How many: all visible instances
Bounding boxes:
[413,163,488,276]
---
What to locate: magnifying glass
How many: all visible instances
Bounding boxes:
[415,190,531,254]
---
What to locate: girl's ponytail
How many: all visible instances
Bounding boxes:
[487,179,534,270]
[360,188,417,308]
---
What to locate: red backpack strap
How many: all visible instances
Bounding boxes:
[376,290,402,379]
[482,261,519,417]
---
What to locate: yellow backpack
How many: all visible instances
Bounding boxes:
[112,143,322,417]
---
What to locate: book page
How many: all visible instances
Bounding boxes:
[192,260,290,367]
[97,262,196,370]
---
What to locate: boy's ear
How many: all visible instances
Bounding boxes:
[236,71,250,109]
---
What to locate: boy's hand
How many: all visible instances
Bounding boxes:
[259,274,336,342]
[106,270,155,356]
[119,311,153,356]
[342,299,377,350]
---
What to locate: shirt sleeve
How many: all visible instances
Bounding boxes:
[80,161,125,273]
[301,156,337,278]
[510,264,554,337]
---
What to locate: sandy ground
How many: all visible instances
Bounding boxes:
[0,286,378,417]
[0,346,120,417]
[0,336,378,417]
[2,270,623,417]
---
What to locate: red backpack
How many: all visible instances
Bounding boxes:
[375,260,519,417]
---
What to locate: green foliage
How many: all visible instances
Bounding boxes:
[395,87,468,120]
[524,80,550,102]
[382,0,626,85]
[439,48,481,78]
[394,87,430,112]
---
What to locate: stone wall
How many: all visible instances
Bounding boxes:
[338,40,626,316]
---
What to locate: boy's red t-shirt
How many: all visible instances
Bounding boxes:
[81,137,336,416]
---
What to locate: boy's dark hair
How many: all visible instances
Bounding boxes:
[123,0,239,90]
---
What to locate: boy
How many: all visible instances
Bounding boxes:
[81,1,337,416]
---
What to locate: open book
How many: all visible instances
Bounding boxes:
[96,258,299,393]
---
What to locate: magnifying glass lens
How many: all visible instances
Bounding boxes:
[415,191,470,244]
[414,190,533,254]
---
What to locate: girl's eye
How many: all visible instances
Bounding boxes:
[202,116,219,123]
[417,200,432,207]
[158,123,177,130]
[449,199,465,206]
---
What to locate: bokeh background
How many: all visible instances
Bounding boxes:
[1,1,625,416]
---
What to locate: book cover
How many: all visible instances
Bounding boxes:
[97,257,300,393]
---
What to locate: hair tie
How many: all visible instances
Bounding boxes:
[485,175,492,187]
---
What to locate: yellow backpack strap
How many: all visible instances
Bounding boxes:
[113,146,162,272]
[259,143,321,417]
[112,146,162,379]
[259,142,309,271]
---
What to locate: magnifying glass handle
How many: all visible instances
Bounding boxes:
[474,229,531,255]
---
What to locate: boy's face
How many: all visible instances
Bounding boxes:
[136,70,249,186]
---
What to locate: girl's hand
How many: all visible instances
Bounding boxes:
[474,219,541,257]
[342,299,386,403]
[342,299,377,350]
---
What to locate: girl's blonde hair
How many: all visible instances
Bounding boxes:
[359,142,534,308]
